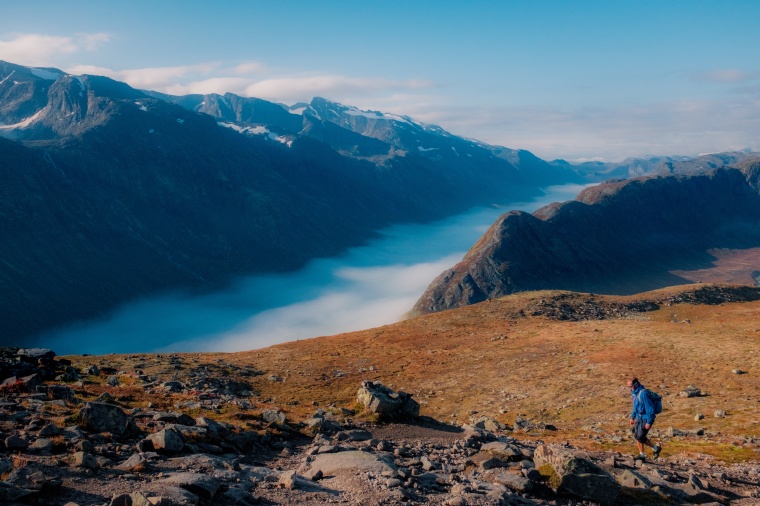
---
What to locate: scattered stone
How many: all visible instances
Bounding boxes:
[714,410,727,418]
[72,451,99,469]
[4,435,29,451]
[261,409,286,424]
[116,453,152,473]
[158,473,220,500]
[680,385,702,397]
[28,438,53,453]
[619,469,652,489]
[78,402,130,435]
[109,492,154,506]
[147,429,184,453]
[731,369,745,374]
[695,412,704,421]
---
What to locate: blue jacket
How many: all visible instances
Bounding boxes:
[630,384,656,424]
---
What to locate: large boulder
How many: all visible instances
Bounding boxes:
[146,429,184,453]
[356,380,419,419]
[534,445,620,505]
[78,402,130,436]
[301,450,397,476]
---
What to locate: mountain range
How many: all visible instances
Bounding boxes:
[1,59,758,346]
[0,60,584,345]
[412,161,760,316]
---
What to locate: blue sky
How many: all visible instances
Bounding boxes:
[2,0,759,160]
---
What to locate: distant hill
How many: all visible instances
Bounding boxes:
[411,165,760,316]
[0,60,579,345]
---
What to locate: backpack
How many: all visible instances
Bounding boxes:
[639,389,663,414]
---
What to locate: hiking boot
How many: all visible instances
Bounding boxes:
[652,445,662,460]
[634,453,646,462]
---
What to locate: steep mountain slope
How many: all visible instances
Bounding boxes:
[0,61,568,345]
[411,166,760,316]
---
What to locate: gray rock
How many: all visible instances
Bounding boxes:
[303,450,397,475]
[261,409,286,424]
[335,428,372,441]
[680,385,702,397]
[109,492,154,506]
[195,417,229,440]
[72,451,99,469]
[489,471,535,493]
[17,348,55,362]
[356,380,420,419]
[39,423,62,437]
[618,469,652,489]
[534,444,620,505]
[35,384,74,401]
[158,473,220,500]
[78,402,129,435]
[473,416,507,432]
[28,438,53,453]
[167,424,206,441]
[481,441,523,460]
[161,381,184,392]
[147,429,184,452]
[116,453,152,472]
[4,435,29,451]
[61,426,85,443]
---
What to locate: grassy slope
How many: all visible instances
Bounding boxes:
[66,283,760,463]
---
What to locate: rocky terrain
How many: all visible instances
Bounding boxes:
[2,284,759,505]
[412,165,760,317]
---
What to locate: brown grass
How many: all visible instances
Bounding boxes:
[63,284,760,463]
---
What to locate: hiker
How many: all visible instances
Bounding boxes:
[628,377,662,461]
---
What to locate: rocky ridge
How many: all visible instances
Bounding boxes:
[412,167,760,317]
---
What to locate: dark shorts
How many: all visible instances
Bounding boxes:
[633,419,650,442]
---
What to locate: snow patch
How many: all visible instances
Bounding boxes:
[289,106,306,115]
[417,146,439,152]
[0,109,44,130]
[30,68,63,80]
[218,122,270,135]
[135,101,148,112]
[176,119,185,124]
[343,107,411,124]
[268,132,294,147]
[0,70,16,86]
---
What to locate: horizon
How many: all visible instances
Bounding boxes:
[2,1,759,162]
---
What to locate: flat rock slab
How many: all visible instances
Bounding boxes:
[305,450,397,475]
[159,473,220,500]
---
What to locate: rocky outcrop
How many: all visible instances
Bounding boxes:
[356,380,420,419]
[534,444,620,504]
[412,167,760,316]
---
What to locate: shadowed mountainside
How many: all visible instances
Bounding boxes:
[411,165,760,316]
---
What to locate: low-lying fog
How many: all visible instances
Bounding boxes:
[39,184,590,354]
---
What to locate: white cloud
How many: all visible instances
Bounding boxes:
[165,77,255,96]
[0,32,110,66]
[242,75,434,103]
